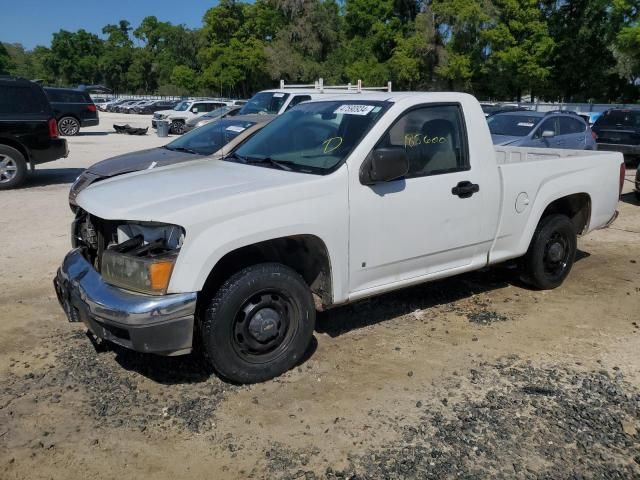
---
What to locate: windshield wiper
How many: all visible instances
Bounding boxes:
[225,151,248,163]
[244,156,296,171]
[164,145,200,155]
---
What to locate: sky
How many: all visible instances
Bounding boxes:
[0,0,219,49]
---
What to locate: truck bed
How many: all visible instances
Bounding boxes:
[489,146,623,265]
[494,146,611,165]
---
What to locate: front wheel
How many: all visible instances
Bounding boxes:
[521,214,577,290]
[199,263,316,384]
[169,120,186,134]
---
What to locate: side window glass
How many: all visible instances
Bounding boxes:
[0,86,49,114]
[286,95,312,111]
[559,117,585,135]
[535,118,558,138]
[375,105,469,178]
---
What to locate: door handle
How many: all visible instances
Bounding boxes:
[451,181,480,198]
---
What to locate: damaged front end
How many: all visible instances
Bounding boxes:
[72,209,184,295]
[55,210,196,355]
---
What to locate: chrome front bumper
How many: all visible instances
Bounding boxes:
[54,248,197,355]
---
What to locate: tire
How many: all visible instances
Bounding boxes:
[635,190,640,202]
[169,120,185,135]
[521,214,577,290]
[58,116,80,136]
[0,145,28,190]
[200,263,315,384]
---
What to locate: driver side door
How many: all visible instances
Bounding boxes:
[348,104,486,295]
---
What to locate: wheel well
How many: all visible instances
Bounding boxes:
[540,193,591,235]
[59,114,80,123]
[0,139,29,164]
[200,235,333,308]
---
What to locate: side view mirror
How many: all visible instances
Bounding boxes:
[360,147,410,185]
[541,130,555,138]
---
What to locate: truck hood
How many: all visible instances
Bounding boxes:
[86,147,206,178]
[76,158,324,223]
[491,134,523,146]
[155,109,177,117]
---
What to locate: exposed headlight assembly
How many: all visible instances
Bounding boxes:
[101,222,185,295]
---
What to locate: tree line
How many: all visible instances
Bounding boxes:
[1,0,640,102]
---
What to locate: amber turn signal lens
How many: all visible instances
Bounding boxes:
[149,260,175,293]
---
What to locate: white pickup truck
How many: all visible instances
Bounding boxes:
[55,93,624,384]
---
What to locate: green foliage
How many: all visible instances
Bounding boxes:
[2,0,640,101]
[0,43,11,74]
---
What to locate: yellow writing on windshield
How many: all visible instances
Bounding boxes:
[404,133,448,148]
[322,136,343,154]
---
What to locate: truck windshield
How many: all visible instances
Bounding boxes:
[488,114,542,136]
[229,100,390,174]
[239,92,290,115]
[165,118,257,156]
[174,101,190,111]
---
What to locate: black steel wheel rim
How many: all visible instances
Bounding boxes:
[543,231,570,279]
[231,289,299,364]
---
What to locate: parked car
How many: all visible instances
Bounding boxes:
[592,109,640,162]
[488,111,597,149]
[135,100,178,115]
[119,100,151,113]
[91,97,112,109]
[0,76,68,189]
[635,164,640,200]
[44,87,99,136]
[183,105,242,132]
[152,100,233,134]
[578,111,603,126]
[56,92,623,383]
[102,99,129,112]
[69,114,274,206]
[114,100,142,113]
[481,104,529,117]
[238,84,389,117]
[239,89,333,116]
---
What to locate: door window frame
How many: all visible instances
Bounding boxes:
[369,102,471,179]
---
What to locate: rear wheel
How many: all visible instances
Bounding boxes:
[199,263,315,384]
[169,120,186,135]
[0,145,28,190]
[521,214,577,290]
[58,116,80,136]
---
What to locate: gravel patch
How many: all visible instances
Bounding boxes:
[467,310,509,325]
[264,358,640,479]
[2,329,238,434]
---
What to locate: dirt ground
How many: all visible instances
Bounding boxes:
[1,112,639,479]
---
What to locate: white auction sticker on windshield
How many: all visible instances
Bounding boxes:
[273,93,285,98]
[334,104,375,115]
[517,122,535,127]
[226,125,246,133]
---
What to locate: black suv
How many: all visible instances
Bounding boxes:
[0,76,68,189]
[44,87,99,136]
[592,109,640,162]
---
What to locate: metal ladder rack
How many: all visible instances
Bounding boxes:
[279,78,392,93]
